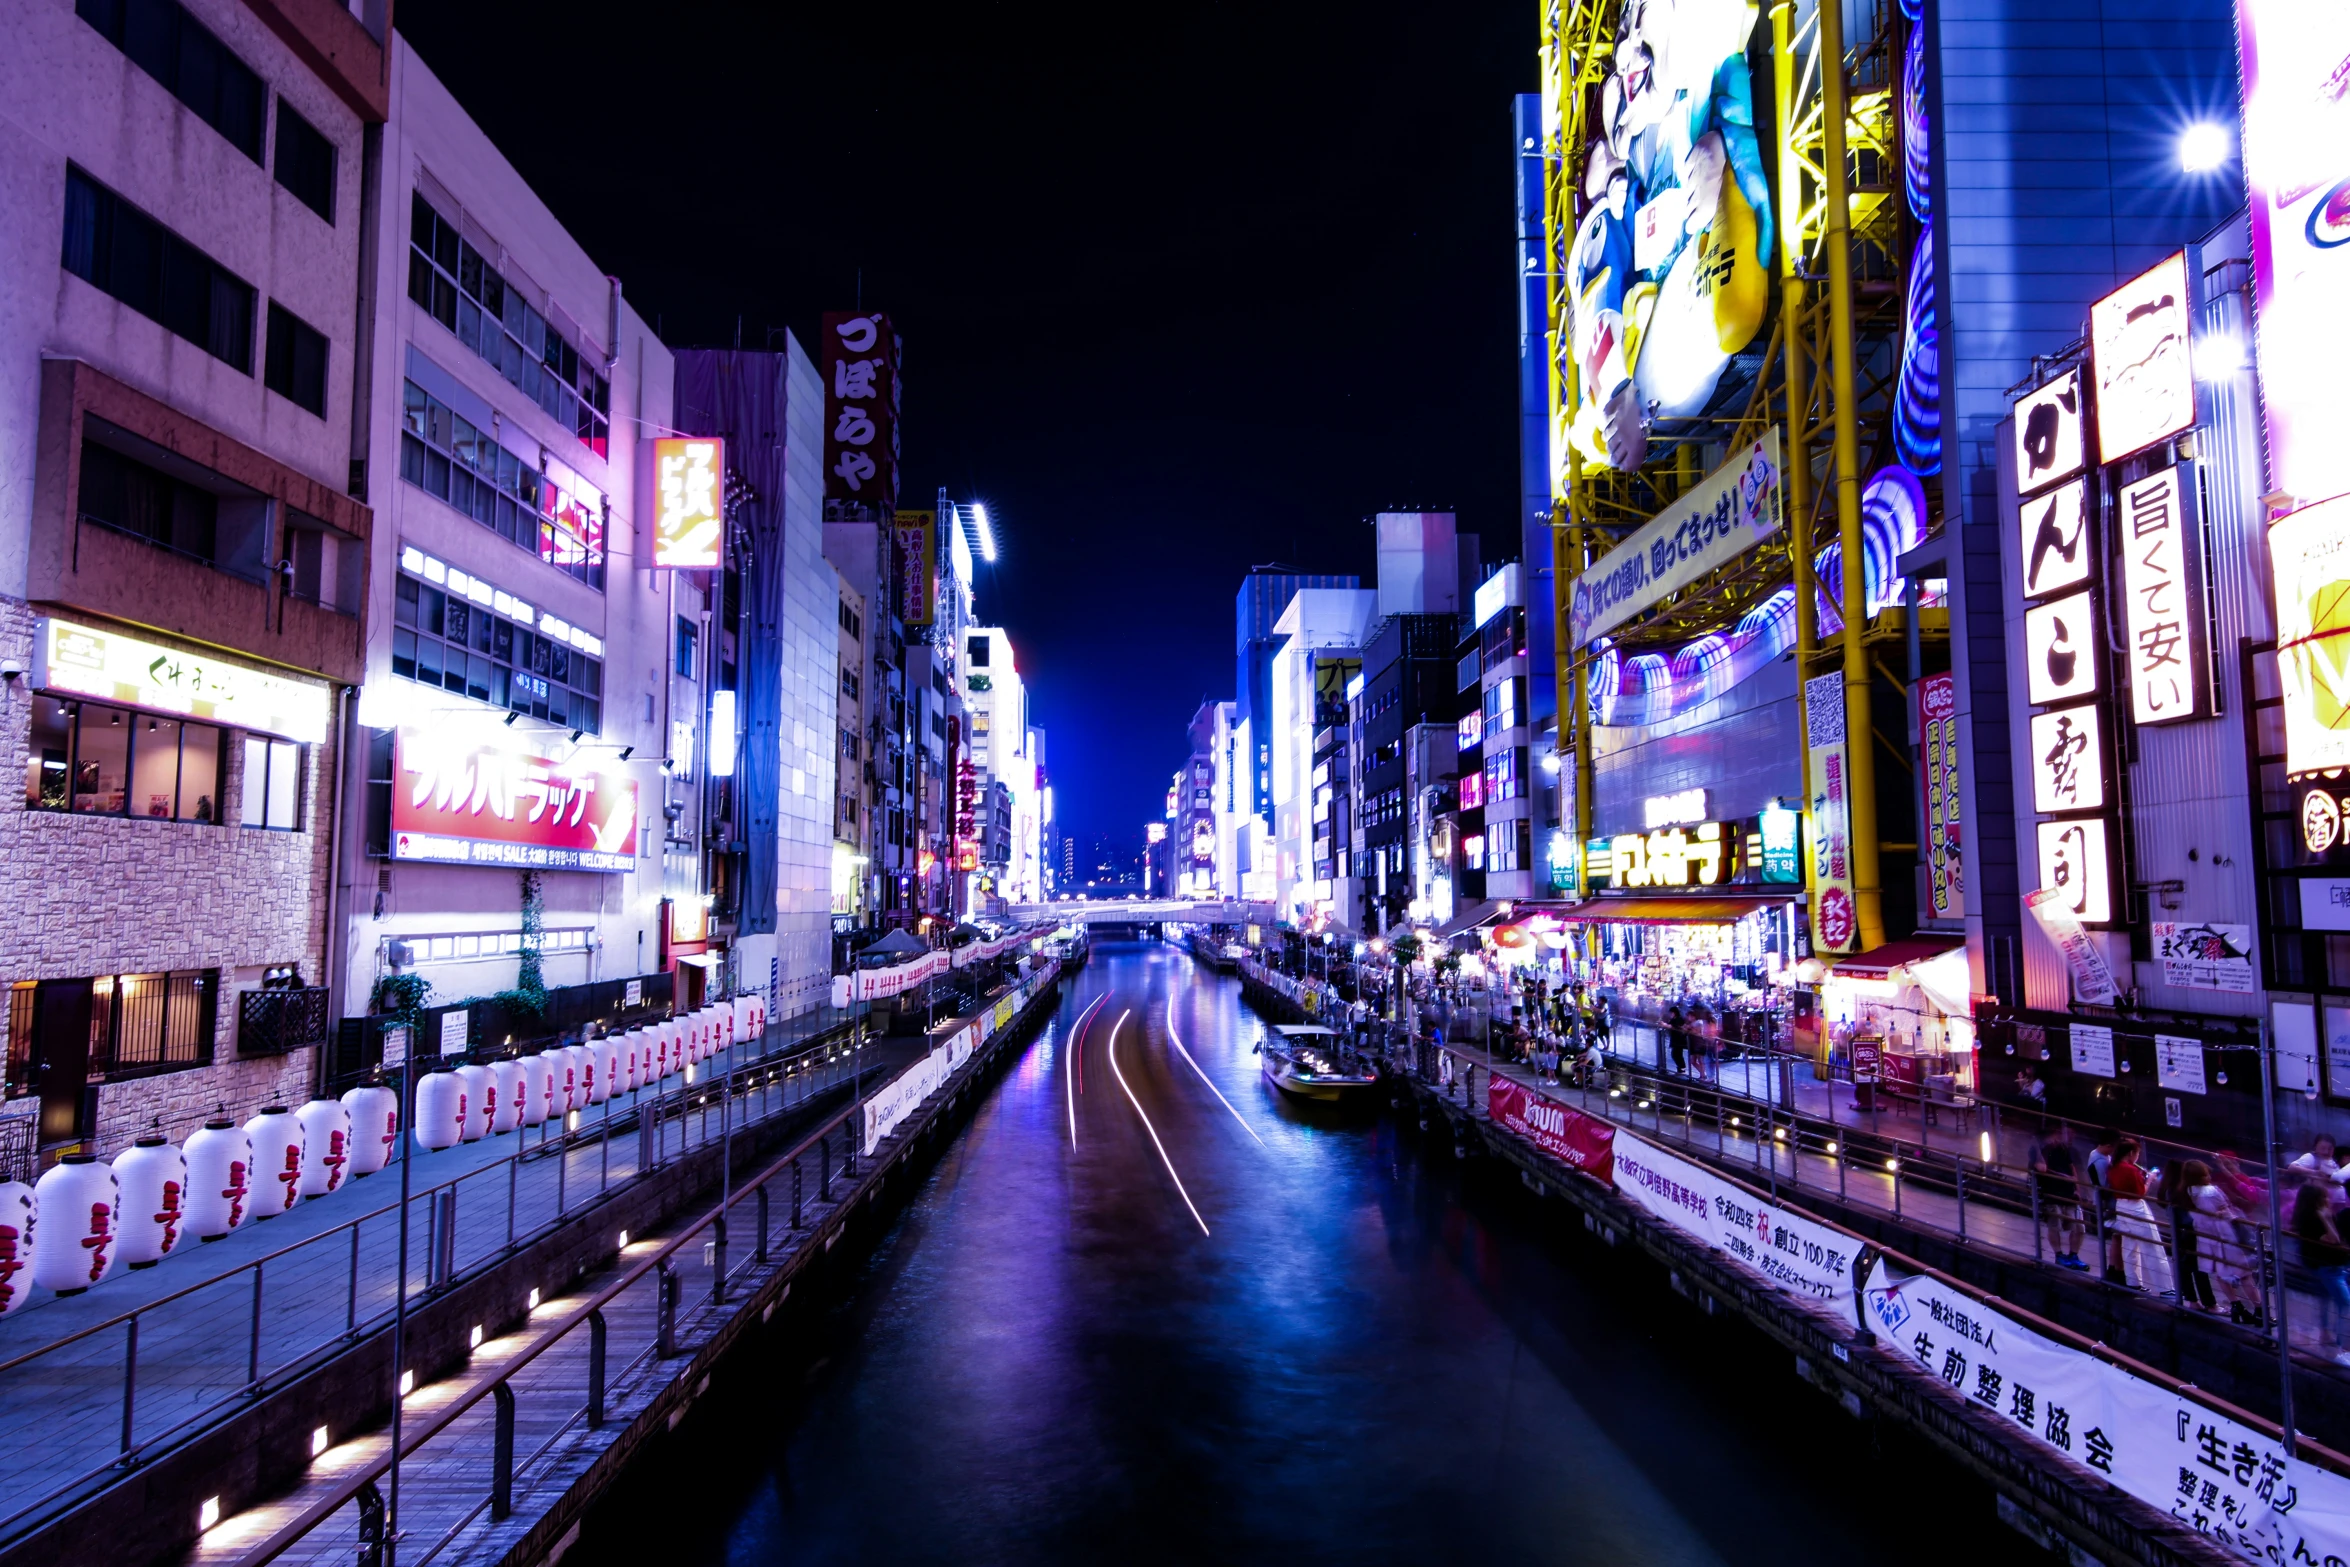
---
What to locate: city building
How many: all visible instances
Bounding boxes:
[0,0,388,1156]
[1265,587,1375,925]
[831,571,869,920]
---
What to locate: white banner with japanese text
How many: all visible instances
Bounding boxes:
[1609,1131,1861,1308]
[1859,1258,2350,1564]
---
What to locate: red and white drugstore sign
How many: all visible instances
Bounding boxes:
[392,728,638,872]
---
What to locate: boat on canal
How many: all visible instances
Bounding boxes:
[1257,1024,1380,1103]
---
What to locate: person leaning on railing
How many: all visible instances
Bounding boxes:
[2290,1180,2350,1367]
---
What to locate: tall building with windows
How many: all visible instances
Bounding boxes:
[0,0,390,1158]
[338,37,688,1044]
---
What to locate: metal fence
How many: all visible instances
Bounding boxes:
[0,1017,870,1545]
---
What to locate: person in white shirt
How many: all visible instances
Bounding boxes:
[2291,1136,2347,1186]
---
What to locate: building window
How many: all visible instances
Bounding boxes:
[26,699,225,821]
[841,728,860,761]
[841,666,860,701]
[75,0,263,161]
[966,636,990,668]
[272,98,334,220]
[264,302,328,416]
[838,599,861,639]
[407,191,611,459]
[87,970,218,1076]
[391,569,602,733]
[676,617,697,682]
[239,734,301,829]
[283,511,361,615]
[78,438,217,561]
[400,379,603,590]
[62,166,255,372]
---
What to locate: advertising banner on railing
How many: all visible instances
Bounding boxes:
[863,1046,949,1155]
[1858,1257,2350,1565]
[1609,1132,1862,1308]
[1487,1078,1616,1181]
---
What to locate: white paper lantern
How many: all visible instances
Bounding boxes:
[31,1155,118,1294]
[415,1070,466,1151]
[184,1119,251,1240]
[489,1060,526,1134]
[341,1085,400,1176]
[586,1037,614,1104]
[296,1099,353,1198]
[615,1032,640,1095]
[576,1040,603,1106]
[656,1021,678,1079]
[114,1135,188,1268]
[517,1052,552,1127]
[548,1048,580,1116]
[0,1182,34,1314]
[454,1064,493,1142]
[243,1107,305,1219]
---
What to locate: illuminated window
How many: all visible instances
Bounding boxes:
[400,379,603,590]
[27,701,225,823]
[391,571,601,733]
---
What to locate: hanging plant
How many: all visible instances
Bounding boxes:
[494,869,550,1020]
[373,971,433,1039]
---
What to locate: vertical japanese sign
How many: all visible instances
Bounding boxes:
[2269,493,2350,778]
[1804,671,1858,953]
[2116,467,2206,724]
[2089,252,2196,465]
[821,311,900,509]
[1916,672,1964,919]
[892,509,936,626]
[2237,0,2350,512]
[651,437,724,569]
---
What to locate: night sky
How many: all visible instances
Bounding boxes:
[397,0,1537,856]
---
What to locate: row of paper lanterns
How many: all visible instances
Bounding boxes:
[0,996,767,1314]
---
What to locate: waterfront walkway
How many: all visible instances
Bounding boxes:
[0,1005,890,1544]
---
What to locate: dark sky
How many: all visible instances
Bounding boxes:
[397,0,1537,854]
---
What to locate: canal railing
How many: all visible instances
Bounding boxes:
[0,1015,878,1551]
[171,960,1071,1567]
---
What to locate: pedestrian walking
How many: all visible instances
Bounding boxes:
[2182,1159,2263,1324]
[2031,1124,2090,1269]
[1665,1002,1689,1076]
[2107,1140,2174,1297]
[2291,1182,2350,1366]
[2087,1129,2124,1284]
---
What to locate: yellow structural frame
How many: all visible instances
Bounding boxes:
[1545,0,1910,950]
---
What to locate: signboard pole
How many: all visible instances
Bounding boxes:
[1817,0,1884,955]
[1774,0,1822,900]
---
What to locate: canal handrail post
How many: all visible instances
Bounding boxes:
[489,1382,515,1520]
[586,1308,607,1429]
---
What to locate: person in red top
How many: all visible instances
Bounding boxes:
[2106,1139,2174,1297]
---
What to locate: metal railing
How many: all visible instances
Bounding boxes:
[235,964,1061,1567]
[0,1019,871,1544]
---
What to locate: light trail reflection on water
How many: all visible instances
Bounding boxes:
[580,943,2009,1566]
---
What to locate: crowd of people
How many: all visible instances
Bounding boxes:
[2028,1124,2350,1361]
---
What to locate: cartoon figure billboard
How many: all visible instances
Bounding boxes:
[1564,0,1774,474]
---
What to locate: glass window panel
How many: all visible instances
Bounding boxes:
[392,627,416,678]
[416,638,442,685]
[394,574,419,625]
[444,600,470,646]
[73,704,130,814]
[443,659,465,694]
[267,740,298,829]
[130,716,180,819]
[421,586,444,637]
[179,723,221,822]
[239,736,267,825]
[466,653,492,703]
[164,972,207,1061]
[488,666,508,707]
[114,973,165,1067]
[27,697,71,811]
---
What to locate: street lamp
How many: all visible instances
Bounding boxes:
[2177,121,2230,174]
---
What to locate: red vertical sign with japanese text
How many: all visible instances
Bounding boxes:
[1917,671,1965,918]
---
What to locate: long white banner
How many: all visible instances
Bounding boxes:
[1566,428,1785,648]
[1859,1258,2350,1564]
[1608,1130,1862,1308]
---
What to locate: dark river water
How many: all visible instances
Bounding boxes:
[582,943,2008,1565]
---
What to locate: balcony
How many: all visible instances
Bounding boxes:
[238,987,331,1058]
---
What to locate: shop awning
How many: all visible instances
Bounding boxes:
[1829,936,1963,981]
[1432,900,1503,940]
[674,952,720,970]
[1557,893,1794,925]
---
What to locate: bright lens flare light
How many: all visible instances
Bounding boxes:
[2194,332,2246,384]
[2177,121,2230,174]
[972,502,998,563]
[1107,1010,1211,1236]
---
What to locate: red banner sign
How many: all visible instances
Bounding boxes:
[1487,1077,1616,1181]
[822,311,900,509]
[392,728,639,872]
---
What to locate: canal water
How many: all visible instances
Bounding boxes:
[582,943,2009,1564]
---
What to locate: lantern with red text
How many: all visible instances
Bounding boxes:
[340,1084,400,1176]
[488,1060,525,1134]
[184,1119,250,1239]
[517,1053,553,1127]
[296,1099,351,1198]
[114,1135,187,1267]
[243,1107,304,1219]
[415,1070,466,1151]
[0,1182,33,1314]
[31,1155,118,1294]
[454,1064,492,1142]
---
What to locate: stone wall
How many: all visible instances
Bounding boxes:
[91,1046,319,1154]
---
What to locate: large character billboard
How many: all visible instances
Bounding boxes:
[822,312,901,509]
[1563,0,1773,474]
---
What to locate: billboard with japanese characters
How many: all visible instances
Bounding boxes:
[822,311,900,510]
[651,437,724,570]
[391,728,639,872]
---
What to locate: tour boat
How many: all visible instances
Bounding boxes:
[1257,1025,1380,1103]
